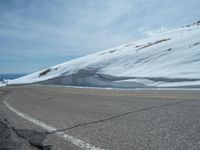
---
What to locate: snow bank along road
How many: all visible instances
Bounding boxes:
[5,22,200,88]
[1,85,200,150]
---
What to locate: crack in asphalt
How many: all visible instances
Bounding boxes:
[2,90,198,148]
[33,97,54,104]
[2,92,105,150]
[1,119,51,150]
[0,92,51,150]
[48,99,189,134]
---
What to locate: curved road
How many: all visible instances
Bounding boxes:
[1,85,200,150]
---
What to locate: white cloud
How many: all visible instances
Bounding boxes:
[1,0,200,73]
[141,26,169,37]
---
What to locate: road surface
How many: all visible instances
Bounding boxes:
[1,85,200,150]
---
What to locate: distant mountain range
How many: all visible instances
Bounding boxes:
[0,74,26,81]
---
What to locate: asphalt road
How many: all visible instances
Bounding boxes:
[1,85,200,150]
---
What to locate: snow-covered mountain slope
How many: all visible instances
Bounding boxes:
[5,22,200,88]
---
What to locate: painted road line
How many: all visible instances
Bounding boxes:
[3,94,104,150]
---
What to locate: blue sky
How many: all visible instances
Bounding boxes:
[0,0,200,74]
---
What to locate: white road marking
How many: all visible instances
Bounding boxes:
[3,94,104,150]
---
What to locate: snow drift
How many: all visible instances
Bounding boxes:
[4,21,200,88]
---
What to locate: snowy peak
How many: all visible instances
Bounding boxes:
[5,22,200,88]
